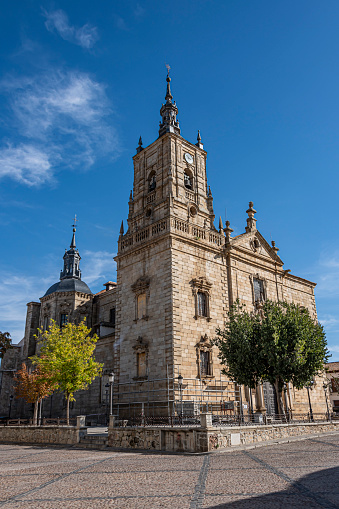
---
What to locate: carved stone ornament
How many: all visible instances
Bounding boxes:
[250,238,261,253]
[131,276,150,295]
[190,277,212,293]
[132,336,149,352]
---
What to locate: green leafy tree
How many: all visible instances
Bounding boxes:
[0,331,11,359]
[31,319,103,424]
[214,300,329,414]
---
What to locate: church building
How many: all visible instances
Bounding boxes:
[0,73,329,421]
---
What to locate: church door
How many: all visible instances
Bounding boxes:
[262,381,278,415]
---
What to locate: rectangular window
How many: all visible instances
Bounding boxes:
[60,314,68,327]
[43,316,49,331]
[253,278,265,303]
[137,352,146,377]
[109,308,116,327]
[137,293,146,319]
[197,292,207,317]
[200,350,211,377]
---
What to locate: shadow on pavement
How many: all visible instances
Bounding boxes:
[206,466,339,508]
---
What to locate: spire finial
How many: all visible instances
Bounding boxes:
[159,67,180,137]
[271,240,279,253]
[165,64,172,102]
[196,129,204,149]
[136,136,143,154]
[70,214,77,248]
[219,216,223,233]
[224,220,234,245]
[245,201,257,233]
[120,220,124,236]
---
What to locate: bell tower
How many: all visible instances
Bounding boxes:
[115,71,225,391]
[123,71,217,242]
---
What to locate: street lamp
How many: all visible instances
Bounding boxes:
[108,372,115,416]
[8,395,14,419]
[105,383,109,421]
[306,381,314,422]
[323,382,330,420]
[178,374,183,422]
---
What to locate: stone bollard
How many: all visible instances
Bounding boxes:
[200,412,213,428]
[76,415,86,429]
[109,415,115,428]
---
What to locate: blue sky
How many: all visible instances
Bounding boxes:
[0,1,338,360]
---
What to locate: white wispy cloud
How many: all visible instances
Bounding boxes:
[134,4,145,18]
[0,271,50,344]
[0,144,52,186]
[314,250,339,298]
[0,70,118,186]
[43,9,99,49]
[114,15,129,31]
[82,250,116,287]
[319,315,339,331]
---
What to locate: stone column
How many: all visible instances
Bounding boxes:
[255,383,265,413]
[109,415,115,428]
[200,412,212,428]
[76,415,86,429]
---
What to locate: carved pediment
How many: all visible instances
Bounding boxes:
[132,336,149,352]
[190,277,212,293]
[230,231,283,265]
[131,276,150,293]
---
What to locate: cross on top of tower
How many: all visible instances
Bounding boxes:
[72,214,78,231]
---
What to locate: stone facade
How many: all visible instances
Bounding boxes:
[0,73,329,420]
[325,362,339,412]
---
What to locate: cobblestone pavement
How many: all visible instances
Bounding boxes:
[0,434,338,508]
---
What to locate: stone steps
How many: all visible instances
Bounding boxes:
[78,433,109,449]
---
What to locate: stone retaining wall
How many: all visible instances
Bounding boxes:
[0,426,80,445]
[109,421,339,453]
[207,421,339,451]
[108,427,208,453]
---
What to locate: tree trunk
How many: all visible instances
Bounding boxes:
[274,378,285,418]
[38,398,42,425]
[66,393,70,425]
[33,400,39,425]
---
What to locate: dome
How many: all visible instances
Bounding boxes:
[43,278,92,297]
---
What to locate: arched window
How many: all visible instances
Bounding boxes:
[184,171,193,190]
[149,172,156,192]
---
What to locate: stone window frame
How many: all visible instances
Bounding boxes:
[191,277,212,321]
[60,313,69,327]
[133,336,149,380]
[109,307,116,328]
[148,169,156,193]
[184,167,194,191]
[131,276,150,322]
[196,334,214,379]
[249,273,267,308]
[43,315,49,331]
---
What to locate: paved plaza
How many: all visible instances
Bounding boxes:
[0,434,338,508]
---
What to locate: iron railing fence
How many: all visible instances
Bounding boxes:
[85,414,108,427]
[110,412,335,428]
[123,414,201,427]
[212,412,333,426]
[0,417,77,427]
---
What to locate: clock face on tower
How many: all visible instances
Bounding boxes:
[184,153,193,165]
